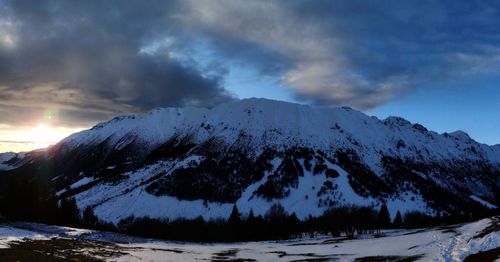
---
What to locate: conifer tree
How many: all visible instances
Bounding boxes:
[59,198,81,227]
[82,206,99,227]
[377,203,391,229]
[246,209,255,224]
[228,205,241,225]
[393,210,403,228]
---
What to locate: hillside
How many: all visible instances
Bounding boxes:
[0,98,498,223]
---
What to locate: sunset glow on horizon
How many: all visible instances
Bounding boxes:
[0,124,84,153]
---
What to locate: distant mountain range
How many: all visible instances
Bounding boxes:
[0,98,498,223]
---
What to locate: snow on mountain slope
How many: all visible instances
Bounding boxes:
[60,98,500,166]
[0,152,26,171]
[0,153,17,171]
[1,98,499,223]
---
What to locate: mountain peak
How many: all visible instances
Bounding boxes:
[0,97,498,224]
[59,98,499,166]
[449,130,471,141]
[383,116,412,127]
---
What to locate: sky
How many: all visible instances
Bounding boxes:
[0,0,499,152]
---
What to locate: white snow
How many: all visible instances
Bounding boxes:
[464,229,500,260]
[386,192,432,219]
[437,218,499,261]
[75,154,433,223]
[0,226,48,248]
[70,176,94,189]
[16,98,497,223]
[0,152,24,171]
[111,217,500,261]
[0,223,92,248]
[470,195,498,209]
[60,98,500,168]
[0,217,498,261]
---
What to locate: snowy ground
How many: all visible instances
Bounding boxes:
[0,217,498,261]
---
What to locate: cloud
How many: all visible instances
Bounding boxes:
[1,0,500,131]
[0,0,232,127]
[176,0,500,109]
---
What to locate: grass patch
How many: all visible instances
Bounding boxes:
[214,249,239,257]
[268,250,341,261]
[211,249,257,262]
[439,224,460,235]
[149,247,184,253]
[0,238,127,261]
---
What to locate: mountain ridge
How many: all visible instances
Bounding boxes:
[59,97,500,163]
[0,98,498,223]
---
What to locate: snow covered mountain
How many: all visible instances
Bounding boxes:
[0,98,499,223]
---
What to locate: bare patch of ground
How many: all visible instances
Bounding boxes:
[463,247,500,262]
[473,217,500,239]
[0,238,128,261]
[267,250,341,261]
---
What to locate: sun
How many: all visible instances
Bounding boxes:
[23,124,72,150]
[30,125,56,146]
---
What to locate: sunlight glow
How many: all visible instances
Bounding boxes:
[0,124,84,153]
[28,124,63,149]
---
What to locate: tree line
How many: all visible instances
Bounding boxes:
[113,203,496,242]
[0,177,112,229]
[0,177,497,242]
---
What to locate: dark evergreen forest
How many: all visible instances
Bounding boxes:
[0,176,497,242]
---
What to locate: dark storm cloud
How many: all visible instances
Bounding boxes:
[1,0,500,128]
[0,0,232,127]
